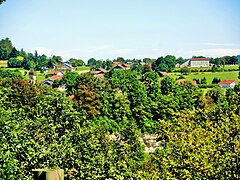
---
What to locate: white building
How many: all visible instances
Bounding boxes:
[189,58,210,67]
[219,80,237,88]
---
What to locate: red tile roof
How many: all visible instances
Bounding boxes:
[177,79,197,86]
[113,62,122,66]
[122,64,131,69]
[219,80,236,85]
[159,71,171,76]
[70,94,75,100]
[190,58,211,61]
[50,75,63,81]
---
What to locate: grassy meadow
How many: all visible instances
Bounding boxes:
[171,71,239,84]
[75,66,91,71]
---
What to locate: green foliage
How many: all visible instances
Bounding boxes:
[152,108,239,179]
[87,58,97,66]
[0,47,8,60]
[152,55,176,72]
[0,0,6,4]
[74,73,103,119]
[7,57,22,68]
[68,58,85,67]
[0,68,23,79]
[200,77,207,84]
[0,38,13,57]
[211,77,221,84]
[160,76,177,95]
[8,47,19,58]
[0,67,239,179]
[180,66,190,75]
[60,70,79,94]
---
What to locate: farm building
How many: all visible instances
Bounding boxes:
[180,58,210,68]
[189,58,210,67]
[218,80,237,88]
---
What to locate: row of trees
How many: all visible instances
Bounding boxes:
[1,37,240,72]
[0,68,239,179]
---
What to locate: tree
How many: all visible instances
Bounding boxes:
[180,66,190,75]
[160,76,177,95]
[0,38,13,58]
[7,58,22,68]
[200,77,207,84]
[0,47,8,60]
[212,77,221,84]
[0,0,6,5]
[116,57,125,63]
[74,73,102,119]
[102,59,112,70]
[21,58,32,70]
[164,55,176,70]
[176,57,185,64]
[153,107,239,179]
[87,58,97,66]
[152,55,176,72]
[131,63,144,73]
[60,70,79,95]
[9,47,19,58]
[69,58,85,67]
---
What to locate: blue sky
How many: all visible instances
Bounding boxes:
[0,0,240,61]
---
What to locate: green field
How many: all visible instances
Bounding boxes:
[174,65,239,72]
[76,66,91,71]
[171,71,239,84]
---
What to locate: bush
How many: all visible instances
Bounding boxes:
[198,84,218,88]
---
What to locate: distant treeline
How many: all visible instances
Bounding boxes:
[0,38,239,72]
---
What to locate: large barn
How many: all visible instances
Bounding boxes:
[189,58,210,67]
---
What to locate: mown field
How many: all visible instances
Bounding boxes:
[4,66,91,81]
[174,65,239,72]
[171,71,239,84]
[75,66,91,71]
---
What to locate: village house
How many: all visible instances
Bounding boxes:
[92,68,107,79]
[158,71,171,77]
[43,74,63,86]
[55,62,75,71]
[190,58,210,67]
[28,70,36,84]
[177,79,198,86]
[113,64,131,70]
[218,80,237,88]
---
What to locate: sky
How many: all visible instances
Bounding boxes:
[0,0,240,61]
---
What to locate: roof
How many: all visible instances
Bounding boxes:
[219,80,236,85]
[63,63,73,68]
[113,62,122,66]
[159,71,171,76]
[70,94,75,100]
[28,70,36,76]
[177,79,197,86]
[122,64,131,69]
[49,75,63,81]
[114,65,125,69]
[95,73,105,79]
[49,70,63,75]
[95,68,107,73]
[190,58,211,61]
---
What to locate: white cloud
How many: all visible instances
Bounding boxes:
[202,42,236,47]
[190,48,240,57]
